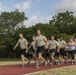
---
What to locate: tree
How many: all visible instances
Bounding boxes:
[0,9,27,36]
[0,10,76,58]
[0,9,27,58]
[49,11,75,34]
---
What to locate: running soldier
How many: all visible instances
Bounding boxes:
[13,33,30,68]
[48,36,60,66]
[35,30,48,68]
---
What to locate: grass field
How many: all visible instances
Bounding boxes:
[0,59,34,66]
[31,66,76,75]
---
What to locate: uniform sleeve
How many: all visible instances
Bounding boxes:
[17,39,20,44]
[55,41,60,46]
[43,36,47,41]
[35,37,37,42]
[24,39,28,45]
[63,41,66,45]
[30,42,32,46]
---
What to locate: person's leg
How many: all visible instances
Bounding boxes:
[62,49,68,64]
[37,47,47,65]
[21,55,25,65]
[74,53,76,64]
[41,52,48,66]
[20,49,25,68]
[72,50,76,64]
[33,54,38,63]
[61,49,64,60]
[49,52,55,66]
[21,55,30,67]
[64,51,68,64]
[35,52,46,68]
[33,54,37,59]
[20,54,25,68]
[74,50,76,63]
[57,55,62,65]
[25,57,29,62]
[51,52,55,62]
[57,49,62,65]
[38,52,45,63]
[66,51,70,63]
[64,56,68,63]
[42,50,46,60]
[71,51,75,64]
[72,50,75,64]
[35,52,41,68]
[24,51,31,66]
[45,51,50,63]
[34,47,40,68]
[40,53,46,62]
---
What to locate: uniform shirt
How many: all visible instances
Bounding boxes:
[49,40,59,49]
[18,38,28,49]
[68,42,75,51]
[36,35,47,46]
[58,40,66,48]
[31,41,36,50]
[65,45,69,51]
[44,41,49,49]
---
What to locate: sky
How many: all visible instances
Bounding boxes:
[0,0,76,27]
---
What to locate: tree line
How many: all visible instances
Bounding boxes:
[0,9,76,58]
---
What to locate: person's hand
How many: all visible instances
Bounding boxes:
[13,47,15,50]
[26,50,28,53]
[45,46,48,49]
[57,49,60,53]
[48,49,50,52]
[34,49,36,52]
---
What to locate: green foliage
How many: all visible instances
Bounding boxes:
[0,10,76,58]
[0,9,27,58]
[49,11,76,34]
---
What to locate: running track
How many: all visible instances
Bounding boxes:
[0,63,75,75]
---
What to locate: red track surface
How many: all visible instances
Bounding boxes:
[0,63,75,75]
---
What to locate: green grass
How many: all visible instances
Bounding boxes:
[0,58,21,61]
[31,66,76,75]
[0,57,34,61]
[0,61,22,66]
[0,58,34,66]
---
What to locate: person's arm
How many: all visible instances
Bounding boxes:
[75,42,76,46]
[48,41,50,52]
[28,44,32,50]
[74,42,76,46]
[43,36,48,49]
[25,45,28,53]
[57,45,60,52]
[56,41,60,52]
[65,43,69,51]
[34,41,37,52]
[13,42,19,50]
[25,40,28,50]
[35,37,37,49]
[63,41,67,48]
[25,41,28,53]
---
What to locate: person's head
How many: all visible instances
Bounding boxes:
[74,38,76,42]
[69,38,73,42]
[51,36,54,40]
[19,33,24,39]
[57,38,60,42]
[47,39,49,42]
[32,36,36,41]
[71,36,74,40]
[37,30,41,36]
[60,37,63,41]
